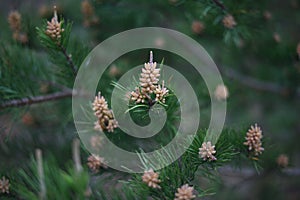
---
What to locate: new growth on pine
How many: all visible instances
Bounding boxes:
[1,0,297,199]
[92,92,118,132]
[130,51,169,106]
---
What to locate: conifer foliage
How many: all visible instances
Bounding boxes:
[0,0,299,199]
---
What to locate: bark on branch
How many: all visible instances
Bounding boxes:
[0,90,73,110]
[212,0,226,11]
[59,45,77,76]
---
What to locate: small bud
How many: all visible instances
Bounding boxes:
[191,20,205,34]
[214,84,229,100]
[22,112,35,126]
[277,154,289,168]
[222,14,237,29]
[142,169,161,189]
[199,141,217,161]
[174,184,196,200]
[8,11,21,32]
[273,33,281,43]
[45,6,64,41]
[0,176,10,194]
[109,65,121,77]
[87,154,107,173]
[244,124,264,156]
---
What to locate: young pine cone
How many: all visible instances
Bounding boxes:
[174,184,196,200]
[154,81,169,103]
[131,51,169,105]
[93,92,118,132]
[131,87,146,103]
[102,117,118,133]
[8,11,21,32]
[214,84,229,101]
[81,0,94,18]
[93,92,110,118]
[222,14,237,29]
[81,0,99,26]
[199,141,217,161]
[277,154,289,168]
[45,6,64,41]
[87,154,107,173]
[0,176,10,194]
[191,20,205,34]
[142,169,161,189]
[139,51,160,94]
[243,124,264,156]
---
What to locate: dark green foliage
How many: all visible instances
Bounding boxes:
[0,44,51,102]
[12,156,89,200]
[0,0,299,199]
[124,128,250,200]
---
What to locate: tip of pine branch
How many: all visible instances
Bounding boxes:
[149,51,153,63]
[53,5,58,21]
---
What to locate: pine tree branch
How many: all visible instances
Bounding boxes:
[221,67,300,98]
[0,90,74,110]
[59,44,77,76]
[211,0,226,11]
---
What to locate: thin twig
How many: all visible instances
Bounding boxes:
[72,138,83,173]
[212,0,226,11]
[36,149,46,200]
[59,45,77,76]
[0,90,73,110]
[221,67,300,98]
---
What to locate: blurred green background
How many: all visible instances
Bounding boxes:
[0,0,300,199]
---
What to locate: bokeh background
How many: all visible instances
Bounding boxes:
[0,0,300,199]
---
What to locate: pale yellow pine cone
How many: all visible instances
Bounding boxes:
[93,92,118,132]
[93,92,110,118]
[45,6,64,41]
[214,84,229,100]
[199,141,217,161]
[131,87,146,103]
[142,169,161,189]
[8,11,21,32]
[81,0,94,18]
[155,81,169,103]
[222,14,237,29]
[277,154,289,168]
[140,61,160,94]
[243,123,264,156]
[174,184,196,200]
[191,20,205,34]
[87,154,107,173]
[0,176,10,194]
